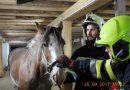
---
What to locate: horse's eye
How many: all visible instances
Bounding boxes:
[50,43,53,46]
[42,42,47,47]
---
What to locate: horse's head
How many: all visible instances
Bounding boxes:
[35,22,66,86]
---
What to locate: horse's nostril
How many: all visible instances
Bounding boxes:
[53,75,56,81]
[51,75,57,85]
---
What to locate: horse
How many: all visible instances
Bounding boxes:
[8,22,66,90]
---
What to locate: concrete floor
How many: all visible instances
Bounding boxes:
[0,71,16,90]
[0,71,72,90]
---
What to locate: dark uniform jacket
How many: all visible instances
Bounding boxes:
[70,40,110,90]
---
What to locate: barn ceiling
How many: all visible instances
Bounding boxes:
[0,0,129,46]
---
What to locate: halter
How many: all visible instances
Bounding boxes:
[41,50,62,90]
[39,27,64,90]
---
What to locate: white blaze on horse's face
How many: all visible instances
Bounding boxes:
[48,34,63,62]
[48,34,65,85]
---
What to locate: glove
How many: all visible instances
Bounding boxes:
[57,55,75,68]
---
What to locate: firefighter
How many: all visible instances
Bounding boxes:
[69,15,109,90]
[57,15,130,90]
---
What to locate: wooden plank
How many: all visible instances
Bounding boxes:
[0,16,16,19]
[0,30,35,33]
[0,19,53,24]
[49,0,78,2]
[0,12,59,17]
[115,0,126,15]
[97,9,130,15]
[0,39,4,77]
[2,32,36,37]
[8,41,28,46]
[0,25,36,30]
[48,0,113,26]
[4,36,33,42]
[0,0,16,4]
[0,4,67,11]
[0,22,48,25]
[97,9,115,14]
[0,19,53,22]
[8,41,28,44]
[0,19,45,23]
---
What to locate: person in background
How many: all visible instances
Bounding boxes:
[57,15,130,90]
[71,15,109,60]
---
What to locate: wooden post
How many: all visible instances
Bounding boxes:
[62,20,72,58]
[114,0,126,16]
[62,20,73,90]
[0,39,4,77]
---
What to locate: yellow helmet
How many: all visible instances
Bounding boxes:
[96,15,130,61]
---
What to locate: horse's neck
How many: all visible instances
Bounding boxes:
[27,34,42,48]
[28,40,42,59]
[25,38,42,72]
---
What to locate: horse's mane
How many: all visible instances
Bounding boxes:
[26,26,65,58]
[27,32,43,48]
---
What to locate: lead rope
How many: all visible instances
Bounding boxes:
[53,75,62,90]
[41,50,62,90]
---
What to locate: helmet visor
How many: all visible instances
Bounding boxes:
[112,40,129,60]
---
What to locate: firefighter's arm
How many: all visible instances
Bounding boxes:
[57,55,117,81]
[89,59,117,81]
[71,59,117,81]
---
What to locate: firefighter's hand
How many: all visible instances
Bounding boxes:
[57,55,74,68]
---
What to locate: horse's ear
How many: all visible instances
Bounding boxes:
[57,22,63,34]
[35,22,46,33]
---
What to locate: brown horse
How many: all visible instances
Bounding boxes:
[8,22,66,90]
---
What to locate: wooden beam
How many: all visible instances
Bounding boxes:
[0,19,53,24]
[0,39,4,77]
[0,4,67,11]
[0,19,45,23]
[48,0,113,26]
[62,20,72,57]
[0,22,48,25]
[8,41,28,46]
[0,25,36,30]
[97,9,130,15]
[0,12,59,17]
[97,9,115,14]
[0,30,35,33]
[0,0,16,4]
[49,0,78,2]
[22,0,75,7]
[0,16,16,19]
[4,36,33,41]
[114,0,126,15]
[2,32,36,37]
